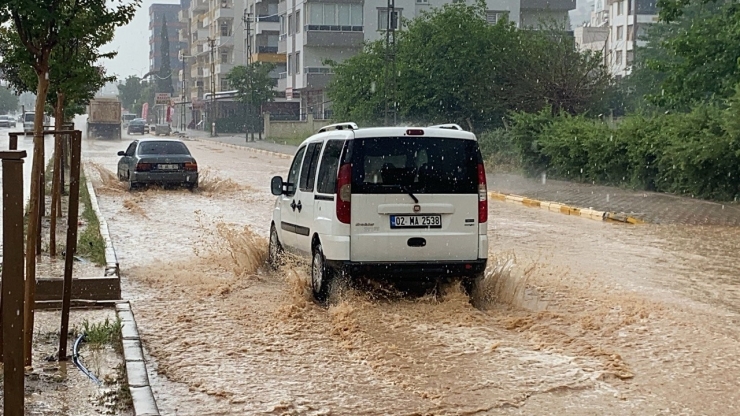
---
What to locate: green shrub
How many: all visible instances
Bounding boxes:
[477,128,520,170]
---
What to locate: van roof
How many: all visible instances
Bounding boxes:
[301,123,477,147]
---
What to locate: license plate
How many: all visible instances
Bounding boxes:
[390,215,442,229]
[158,164,178,170]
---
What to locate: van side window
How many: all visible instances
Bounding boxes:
[286,146,307,196]
[316,140,345,194]
[299,142,323,192]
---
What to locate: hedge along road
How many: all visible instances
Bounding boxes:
[80,133,740,415]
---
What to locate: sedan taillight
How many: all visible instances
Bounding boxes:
[135,162,152,172]
[184,161,198,171]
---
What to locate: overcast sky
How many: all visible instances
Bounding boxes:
[102,0,180,80]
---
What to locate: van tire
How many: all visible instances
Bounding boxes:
[311,243,332,303]
[462,272,484,298]
[267,224,283,269]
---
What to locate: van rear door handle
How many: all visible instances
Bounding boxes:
[296,201,302,212]
[290,200,297,211]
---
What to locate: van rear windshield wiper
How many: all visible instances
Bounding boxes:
[400,185,419,203]
[378,184,419,203]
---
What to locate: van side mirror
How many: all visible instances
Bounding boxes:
[117,151,125,156]
[271,176,284,196]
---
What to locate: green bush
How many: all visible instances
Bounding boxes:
[477,128,520,170]
[505,103,740,201]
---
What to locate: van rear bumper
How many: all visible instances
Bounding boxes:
[326,259,487,280]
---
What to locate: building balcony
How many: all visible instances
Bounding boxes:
[192,28,209,43]
[191,66,205,78]
[214,6,234,21]
[302,67,333,90]
[278,38,287,54]
[179,29,189,42]
[520,0,576,11]
[252,50,285,64]
[178,9,189,23]
[216,35,233,47]
[215,63,234,75]
[191,0,208,13]
[277,72,288,91]
[304,27,364,48]
[255,17,279,34]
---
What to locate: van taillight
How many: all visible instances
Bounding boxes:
[336,163,352,224]
[478,163,488,223]
[136,162,152,172]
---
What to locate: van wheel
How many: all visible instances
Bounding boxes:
[311,244,332,303]
[462,272,484,299]
[267,224,283,269]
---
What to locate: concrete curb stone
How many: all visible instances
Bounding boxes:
[489,191,644,224]
[185,136,292,159]
[116,302,160,416]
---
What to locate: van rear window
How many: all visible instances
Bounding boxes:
[350,137,480,194]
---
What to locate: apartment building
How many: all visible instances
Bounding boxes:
[277,0,575,118]
[573,0,658,78]
[179,0,249,125]
[605,0,657,77]
[149,3,187,93]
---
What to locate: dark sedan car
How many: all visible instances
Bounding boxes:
[127,118,147,135]
[117,139,198,190]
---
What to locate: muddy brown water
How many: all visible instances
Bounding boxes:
[81,136,740,415]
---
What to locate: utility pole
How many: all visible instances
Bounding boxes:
[208,36,217,137]
[383,0,397,126]
[632,0,638,71]
[243,9,253,141]
[181,52,186,130]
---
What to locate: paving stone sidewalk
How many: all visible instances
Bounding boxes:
[182,129,740,226]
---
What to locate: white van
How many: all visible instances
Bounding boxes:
[268,122,489,302]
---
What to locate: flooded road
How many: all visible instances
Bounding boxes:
[83,135,740,414]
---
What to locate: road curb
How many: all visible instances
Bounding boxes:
[185,136,292,160]
[489,191,645,224]
[83,164,120,277]
[116,301,160,416]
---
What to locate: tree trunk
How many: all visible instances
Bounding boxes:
[24,65,51,367]
[50,91,65,257]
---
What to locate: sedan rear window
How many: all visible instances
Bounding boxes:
[137,141,190,155]
[351,137,480,194]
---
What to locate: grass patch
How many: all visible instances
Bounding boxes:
[266,133,309,147]
[77,173,106,265]
[81,317,123,351]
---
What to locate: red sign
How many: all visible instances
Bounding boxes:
[142,103,149,120]
[166,106,172,123]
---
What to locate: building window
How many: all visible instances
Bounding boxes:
[417,0,429,3]
[296,10,301,32]
[288,54,293,75]
[627,24,633,41]
[626,51,634,66]
[378,8,401,30]
[616,25,623,40]
[308,3,363,27]
[296,52,300,73]
[279,14,285,36]
[221,52,228,63]
[616,51,623,66]
[485,10,509,25]
[221,79,229,90]
[617,1,623,15]
[220,22,230,36]
[288,13,293,34]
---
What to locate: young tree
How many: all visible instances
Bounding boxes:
[0,0,139,366]
[227,62,277,134]
[118,75,144,111]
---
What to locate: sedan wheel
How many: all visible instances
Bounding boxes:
[311,244,333,303]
